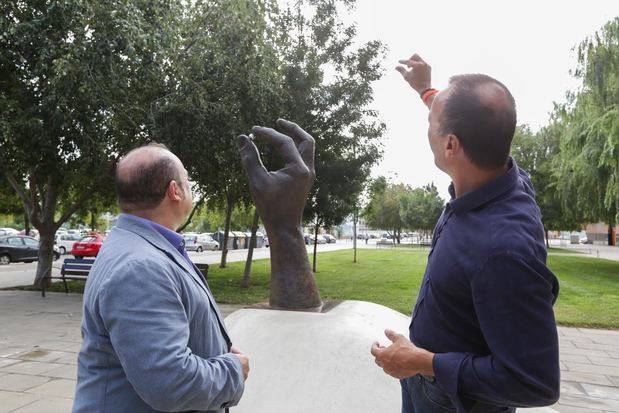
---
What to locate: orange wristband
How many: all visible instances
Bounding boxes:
[421,88,438,103]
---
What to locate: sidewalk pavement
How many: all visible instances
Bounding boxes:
[549,242,619,262]
[0,291,618,412]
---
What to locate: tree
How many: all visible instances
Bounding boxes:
[0,1,183,287]
[511,124,582,247]
[555,17,618,242]
[399,183,444,240]
[275,0,386,271]
[363,178,408,243]
[153,0,282,268]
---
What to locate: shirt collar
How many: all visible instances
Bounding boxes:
[128,215,185,251]
[447,157,519,216]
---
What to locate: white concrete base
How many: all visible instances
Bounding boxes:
[225,300,409,413]
[225,300,558,413]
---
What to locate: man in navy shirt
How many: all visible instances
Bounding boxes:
[371,54,560,412]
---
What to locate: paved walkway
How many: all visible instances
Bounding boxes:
[0,291,617,412]
[549,242,619,262]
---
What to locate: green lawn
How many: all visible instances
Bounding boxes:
[33,248,619,329]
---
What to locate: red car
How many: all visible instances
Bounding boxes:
[71,233,105,259]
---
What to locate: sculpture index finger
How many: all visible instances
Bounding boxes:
[275,118,315,172]
[251,126,306,169]
[238,134,268,184]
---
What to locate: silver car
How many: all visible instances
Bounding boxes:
[183,234,219,253]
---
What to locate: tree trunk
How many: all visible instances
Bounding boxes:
[312,219,319,273]
[608,224,614,246]
[219,196,233,268]
[24,212,30,236]
[545,228,550,249]
[90,211,97,232]
[353,211,358,263]
[242,209,260,288]
[34,225,55,289]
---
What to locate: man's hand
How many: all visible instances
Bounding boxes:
[370,329,435,379]
[396,53,431,96]
[231,346,250,381]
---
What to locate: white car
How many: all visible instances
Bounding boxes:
[183,234,219,252]
[54,233,82,255]
[197,234,219,251]
[323,234,336,243]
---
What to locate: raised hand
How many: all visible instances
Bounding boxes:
[237,118,322,310]
[396,53,432,96]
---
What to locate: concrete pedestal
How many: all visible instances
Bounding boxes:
[225,300,558,413]
[225,300,408,412]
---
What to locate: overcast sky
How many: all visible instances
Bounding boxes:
[345,1,618,200]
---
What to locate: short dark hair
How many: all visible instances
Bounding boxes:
[115,143,182,212]
[439,74,517,169]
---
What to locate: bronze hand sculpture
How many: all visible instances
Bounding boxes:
[238,119,322,310]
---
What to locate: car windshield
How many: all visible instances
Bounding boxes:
[80,236,97,243]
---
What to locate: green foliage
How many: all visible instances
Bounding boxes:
[555,17,619,224]
[399,183,444,233]
[0,0,185,284]
[363,177,443,237]
[188,204,257,233]
[154,0,282,212]
[511,124,581,231]
[274,1,386,230]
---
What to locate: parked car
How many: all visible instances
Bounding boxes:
[0,236,60,264]
[0,228,20,237]
[304,234,327,245]
[323,234,336,243]
[184,234,219,252]
[71,234,105,259]
[197,234,219,251]
[55,233,82,254]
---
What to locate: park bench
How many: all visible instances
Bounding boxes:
[42,258,95,297]
[41,259,209,297]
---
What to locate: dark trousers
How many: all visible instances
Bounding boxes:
[401,375,516,413]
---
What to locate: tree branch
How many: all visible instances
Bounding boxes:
[177,194,206,233]
[54,187,97,230]
[5,171,43,228]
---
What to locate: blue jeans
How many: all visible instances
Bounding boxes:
[401,375,516,413]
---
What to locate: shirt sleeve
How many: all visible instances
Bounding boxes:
[432,252,560,412]
[98,259,245,411]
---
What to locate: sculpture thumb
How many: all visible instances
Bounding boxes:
[238,135,261,174]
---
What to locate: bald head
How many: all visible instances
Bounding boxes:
[438,74,517,169]
[115,143,185,212]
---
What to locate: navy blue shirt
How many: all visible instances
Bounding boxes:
[410,158,560,411]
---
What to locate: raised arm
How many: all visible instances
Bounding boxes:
[396,53,436,109]
[237,119,322,310]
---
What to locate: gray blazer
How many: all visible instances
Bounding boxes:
[73,214,244,412]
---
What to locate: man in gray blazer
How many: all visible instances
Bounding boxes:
[73,143,249,412]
